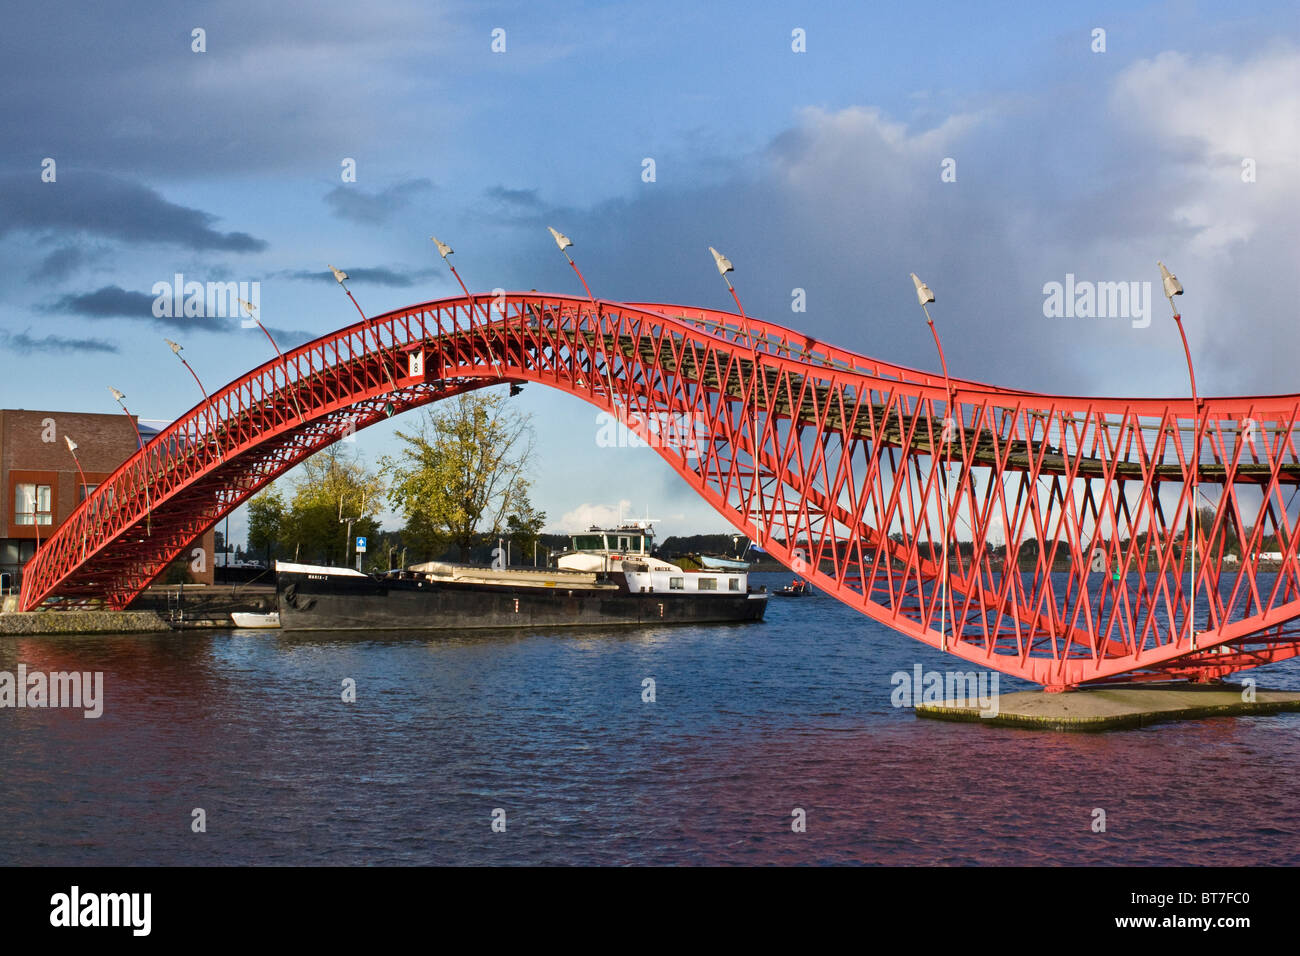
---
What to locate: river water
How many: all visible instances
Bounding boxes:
[2,571,1297,865]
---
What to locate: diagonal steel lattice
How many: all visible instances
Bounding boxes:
[20,293,1300,690]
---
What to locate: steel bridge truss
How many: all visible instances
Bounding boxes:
[20,293,1300,689]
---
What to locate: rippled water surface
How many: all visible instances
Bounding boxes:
[3,572,1298,865]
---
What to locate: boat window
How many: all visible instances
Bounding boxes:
[573,535,604,551]
[728,578,740,591]
[618,536,629,550]
[698,577,717,590]
[669,577,683,590]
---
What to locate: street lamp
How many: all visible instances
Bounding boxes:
[64,435,90,559]
[1160,260,1200,651]
[237,298,306,423]
[547,227,615,397]
[708,246,758,351]
[339,492,368,569]
[910,272,955,652]
[708,247,768,551]
[327,265,400,399]
[163,338,225,461]
[548,227,598,305]
[430,236,503,377]
[108,386,151,536]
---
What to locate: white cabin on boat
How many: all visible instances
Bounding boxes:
[552,522,751,595]
[553,522,656,573]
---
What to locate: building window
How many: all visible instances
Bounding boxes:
[15,483,53,526]
[698,577,717,590]
[78,483,99,502]
[669,576,684,590]
[728,577,740,591]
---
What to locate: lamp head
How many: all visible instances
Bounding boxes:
[547,226,573,251]
[1158,260,1183,299]
[430,236,454,260]
[910,273,936,306]
[328,264,349,284]
[64,435,78,454]
[709,246,734,277]
[164,338,183,356]
[108,386,125,403]
[237,297,257,317]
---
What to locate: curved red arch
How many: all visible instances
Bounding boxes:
[21,291,1300,689]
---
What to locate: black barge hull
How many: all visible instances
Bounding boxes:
[277,569,767,631]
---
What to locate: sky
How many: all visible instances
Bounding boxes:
[1,0,1297,545]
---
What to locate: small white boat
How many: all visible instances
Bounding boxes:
[231,611,281,629]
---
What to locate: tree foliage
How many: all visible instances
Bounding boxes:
[247,486,286,565]
[278,446,385,566]
[381,391,537,562]
[506,502,548,564]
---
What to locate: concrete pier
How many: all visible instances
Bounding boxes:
[916,682,1300,731]
[0,611,171,635]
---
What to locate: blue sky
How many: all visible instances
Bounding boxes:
[2,0,1297,543]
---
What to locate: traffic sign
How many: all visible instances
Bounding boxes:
[356,536,367,552]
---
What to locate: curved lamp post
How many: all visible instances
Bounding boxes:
[548,227,597,305]
[108,386,151,536]
[163,338,225,462]
[548,227,614,397]
[430,236,503,377]
[1159,260,1199,651]
[708,247,770,555]
[910,272,954,651]
[64,435,90,560]
[327,265,399,400]
[237,298,305,423]
[708,246,757,351]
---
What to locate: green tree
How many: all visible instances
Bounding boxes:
[283,446,385,566]
[506,503,547,564]
[381,391,536,562]
[247,486,286,566]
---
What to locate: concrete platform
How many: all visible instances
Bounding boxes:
[0,611,171,635]
[916,682,1300,731]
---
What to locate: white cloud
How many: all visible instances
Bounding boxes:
[1114,49,1300,162]
[550,499,635,533]
[1112,47,1300,256]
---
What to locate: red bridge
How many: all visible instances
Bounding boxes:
[19,292,1300,690]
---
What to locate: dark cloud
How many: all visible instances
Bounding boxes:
[486,186,545,209]
[323,178,434,224]
[269,266,436,288]
[0,329,118,354]
[264,326,319,348]
[0,172,267,252]
[28,244,107,281]
[0,3,461,177]
[48,285,154,318]
[42,283,319,344]
[45,285,226,332]
[483,185,552,224]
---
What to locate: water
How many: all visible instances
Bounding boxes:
[2,571,1297,865]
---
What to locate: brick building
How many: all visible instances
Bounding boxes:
[0,408,214,596]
